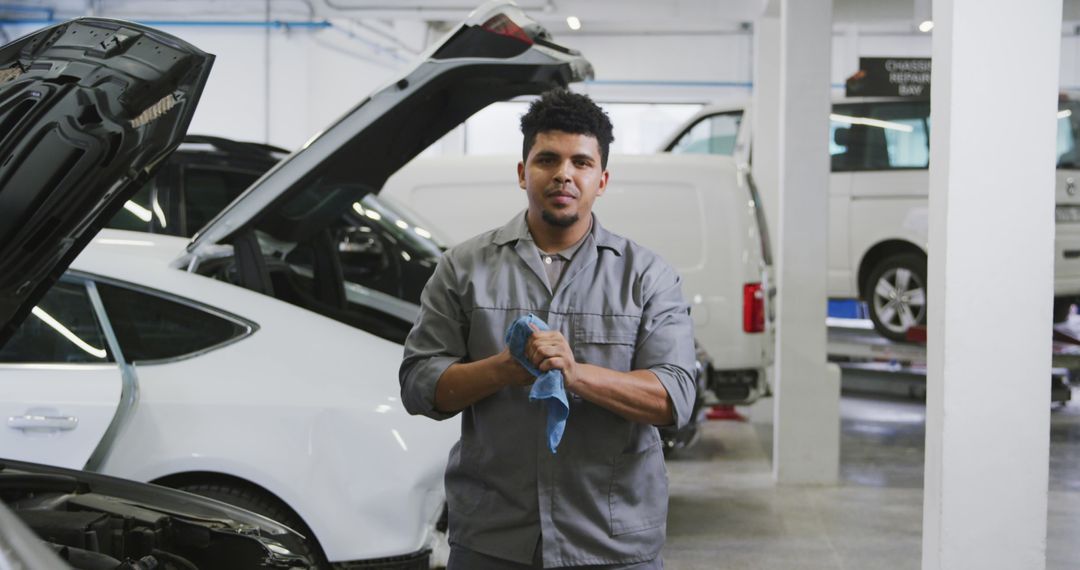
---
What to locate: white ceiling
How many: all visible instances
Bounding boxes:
[5,0,1080,34]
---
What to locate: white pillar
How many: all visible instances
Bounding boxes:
[751,1,780,231]
[922,1,1061,568]
[772,0,839,484]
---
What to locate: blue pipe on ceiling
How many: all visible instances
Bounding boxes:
[0,4,53,20]
[0,17,332,29]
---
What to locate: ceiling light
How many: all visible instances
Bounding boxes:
[830,113,914,133]
[566,16,581,30]
[918,20,934,33]
[123,200,152,223]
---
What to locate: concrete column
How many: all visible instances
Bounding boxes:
[922,1,1061,568]
[772,0,840,484]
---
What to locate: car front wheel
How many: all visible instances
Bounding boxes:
[866,253,928,342]
[177,482,328,568]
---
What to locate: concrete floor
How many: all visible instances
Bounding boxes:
[662,389,1080,569]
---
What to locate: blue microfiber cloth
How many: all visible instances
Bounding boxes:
[505,314,569,453]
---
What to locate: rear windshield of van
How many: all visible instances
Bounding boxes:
[673,100,1080,171]
[668,111,743,155]
[1056,100,1080,169]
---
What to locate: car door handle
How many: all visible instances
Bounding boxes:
[7,415,79,431]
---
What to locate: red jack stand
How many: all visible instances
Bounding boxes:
[904,325,928,344]
[706,405,747,422]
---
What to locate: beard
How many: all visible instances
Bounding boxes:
[541,208,579,228]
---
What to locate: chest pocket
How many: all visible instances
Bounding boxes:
[572,314,640,373]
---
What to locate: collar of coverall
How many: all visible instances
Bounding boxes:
[493,210,623,256]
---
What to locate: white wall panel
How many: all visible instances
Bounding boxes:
[304,30,404,144]
[163,27,271,145]
[552,32,754,105]
[1062,36,1080,90]
[553,33,749,82]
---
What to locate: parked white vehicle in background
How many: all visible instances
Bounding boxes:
[660,97,1080,340]
[0,1,594,567]
[381,153,775,404]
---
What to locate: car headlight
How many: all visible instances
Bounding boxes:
[1057,205,1080,223]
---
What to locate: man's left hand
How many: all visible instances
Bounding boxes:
[525,324,580,390]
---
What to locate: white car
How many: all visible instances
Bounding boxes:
[660,97,1080,340]
[1,229,456,566]
[0,2,593,567]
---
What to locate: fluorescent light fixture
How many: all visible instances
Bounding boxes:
[1059,109,1073,119]
[365,209,382,221]
[415,227,432,239]
[31,306,107,359]
[96,238,155,247]
[352,202,365,216]
[918,20,934,32]
[566,16,581,30]
[395,220,409,230]
[830,113,914,133]
[123,200,152,222]
[152,197,167,228]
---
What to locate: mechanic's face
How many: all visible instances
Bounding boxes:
[518,130,608,231]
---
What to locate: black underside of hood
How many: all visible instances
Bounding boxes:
[0,18,214,346]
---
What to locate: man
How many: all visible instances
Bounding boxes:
[399,90,695,569]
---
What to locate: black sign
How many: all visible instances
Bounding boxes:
[846,57,931,98]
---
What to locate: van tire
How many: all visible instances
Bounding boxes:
[1053,297,1074,323]
[865,253,928,342]
[176,482,328,568]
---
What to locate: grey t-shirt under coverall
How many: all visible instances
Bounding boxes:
[399,212,696,568]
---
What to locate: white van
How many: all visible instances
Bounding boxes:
[381,153,774,404]
[660,97,1080,340]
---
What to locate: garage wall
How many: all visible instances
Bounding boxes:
[162,22,422,151]
[552,31,754,106]
[4,17,1080,151]
[0,19,420,151]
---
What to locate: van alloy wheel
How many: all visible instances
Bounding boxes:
[867,253,927,342]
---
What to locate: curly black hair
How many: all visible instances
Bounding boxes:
[520,89,614,168]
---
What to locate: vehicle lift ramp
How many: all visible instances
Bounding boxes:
[827,318,1078,403]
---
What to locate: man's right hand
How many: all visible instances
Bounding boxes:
[497,347,537,387]
[433,348,535,413]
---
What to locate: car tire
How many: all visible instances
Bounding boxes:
[1053,297,1074,324]
[176,482,328,568]
[865,253,928,342]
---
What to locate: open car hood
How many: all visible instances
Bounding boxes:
[0,18,213,346]
[0,458,312,568]
[182,0,592,261]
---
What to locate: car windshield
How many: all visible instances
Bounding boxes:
[350,194,446,259]
[1057,100,1080,169]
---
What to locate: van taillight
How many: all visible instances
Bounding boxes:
[743,283,765,333]
[481,14,533,45]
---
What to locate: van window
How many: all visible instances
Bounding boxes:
[830,102,930,171]
[1057,101,1080,168]
[669,112,743,155]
